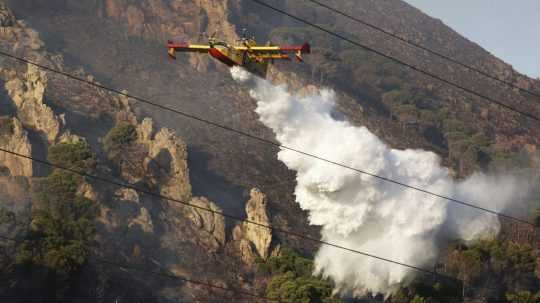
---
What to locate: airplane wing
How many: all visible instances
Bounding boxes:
[167,41,211,59]
[234,42,311,61]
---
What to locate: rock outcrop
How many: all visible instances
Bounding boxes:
[0,2,44,52]
[99,0,239,72]
[128,207,154,233]
[4,64,61,143]
[0,3,238,301]
[244,188,272,259]
[198,0,238,42]
[0,1,14,27]
[188,196,226,250]
[137,118,192,202]
[233,188,273,264]
[0,117,32,176]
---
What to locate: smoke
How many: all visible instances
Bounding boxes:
[230,67,531,296]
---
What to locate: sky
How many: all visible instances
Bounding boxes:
[403,0,540,79]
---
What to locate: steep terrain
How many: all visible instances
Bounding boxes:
[0,4,280,301]
[0,0,539,302]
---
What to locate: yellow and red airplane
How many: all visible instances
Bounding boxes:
[167,33,310,77]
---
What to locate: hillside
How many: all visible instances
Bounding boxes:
[0,0,539,302]
[0,3,282,302]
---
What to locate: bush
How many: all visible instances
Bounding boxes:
[48,141,95,172]
[410,295,427,303]
[392,277,462,303]
[0,206,15,226]
[102,122,137,158]
[266,271,341,303]
[505,291,540,303]
[448,239,538,299]
[260,248,342,303]
[16,171,97,274]
[260,248,313,276]
[15,142,97,281]
[466,240,536,275]
[0,117,14,136]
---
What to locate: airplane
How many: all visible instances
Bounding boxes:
[167,30,311,78]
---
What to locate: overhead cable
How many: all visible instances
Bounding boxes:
[0,50,534,228]
[249,0,540,123]
[0,147,459,282]
[0,235,280,302]
[303,0,540,101]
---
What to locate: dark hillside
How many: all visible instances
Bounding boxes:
[1,0,539,302]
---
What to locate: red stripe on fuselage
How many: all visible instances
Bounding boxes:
[279,46,303,51]
[167,43,189,50]
[209,48,238,67]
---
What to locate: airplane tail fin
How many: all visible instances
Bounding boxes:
[167,40,177,60]
[295,42,311,62]
[301,42,311,54]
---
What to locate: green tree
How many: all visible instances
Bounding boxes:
[0,206,15,226]
[11,142,98,301]
[16,174,96,274]
[48,140,95,172]
[267,271,341,303]
[506,291,540,303]
[102,122,137,159]
[410,295,427,303]
[260,248,342,303]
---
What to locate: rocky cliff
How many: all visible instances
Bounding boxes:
[233,188,273,264]
[0,3,276,301]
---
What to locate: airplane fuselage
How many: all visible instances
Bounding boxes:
[208,44,270,77]
[167,38,310,78]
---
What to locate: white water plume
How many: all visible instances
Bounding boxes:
[230,67,530,296]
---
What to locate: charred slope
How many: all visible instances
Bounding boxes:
[0,3,284,302]
[4,0,316,251]
[1,0,539,301]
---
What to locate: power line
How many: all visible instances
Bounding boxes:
[93,258,279,302]
[0,235,279,302]
[303,0,540,101]
[0,50,534,228]
[248,0,540,123]
[0,147,460,283]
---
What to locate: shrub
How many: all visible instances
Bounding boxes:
[261,248,313,277]
[410,295,427,303]
[450,239,537,297]
[505,291,540,303]
[48,141,95,172]
[0,117,14,136]
[102,122,137,159]
[466,240,536,275]
[0,206,15,226]
[266,271,341,303]
[15,142,97,277]
[16,171,97,274]
[260,248,342,303]
[393,276,462,303]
